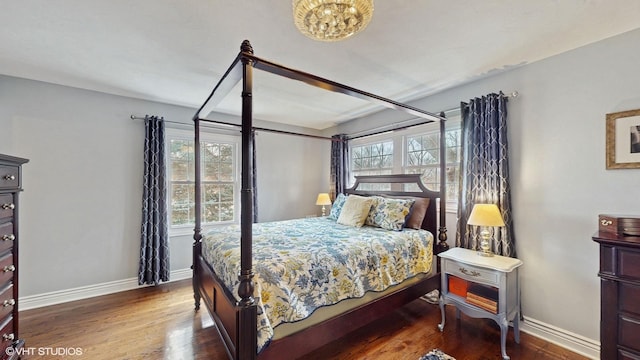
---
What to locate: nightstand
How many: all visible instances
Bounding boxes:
[437,247,523,360]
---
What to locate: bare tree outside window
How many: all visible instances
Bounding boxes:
[405,129,461,204]
[351,141,393,191]
[348,119,462,209]
[169,138,236,227]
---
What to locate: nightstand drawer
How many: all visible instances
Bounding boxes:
[446,261,499,286]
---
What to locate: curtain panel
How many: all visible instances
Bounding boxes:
[455,93,516,257]
[138,115,170,285]
[329,134,349,201]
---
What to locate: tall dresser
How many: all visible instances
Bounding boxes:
[593,231,640,359]
[0,154,27,359]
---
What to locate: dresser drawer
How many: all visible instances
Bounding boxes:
[0,195,13,221]
[445,260,499,286]
[619,348,640,360]
[0,166,19,190]
[620,314,640,352]
[0,223,14,255]
[0,254,14,286]
[619,248,640,280]
[620,282,640,316]
[0,316,14,355]
[0,285,13,321]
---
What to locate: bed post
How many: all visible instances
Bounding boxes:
[238,40,258,360]
[437,112,449,263]
[193,112,202,310]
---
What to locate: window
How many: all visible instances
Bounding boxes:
[405,127,461,206]
[350,141,393,191]
[166,128,239,234]
[348,114,461,211]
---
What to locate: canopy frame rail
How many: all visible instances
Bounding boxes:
[194,44,447,124]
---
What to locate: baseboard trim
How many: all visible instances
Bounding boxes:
[521,316,600,359]
[19,268,193,311]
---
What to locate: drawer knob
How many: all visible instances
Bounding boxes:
[459,267,481,277]
[1,203,14,210]
[2,333,14,341]
[2,175,15,181]
[2,265,15,273]
[1,234,15,241]
[600,219,613,226]
[2,299,14,307]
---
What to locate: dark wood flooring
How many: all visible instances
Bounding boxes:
[20,279,589,360]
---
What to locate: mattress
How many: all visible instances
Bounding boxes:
[202,216,434,352]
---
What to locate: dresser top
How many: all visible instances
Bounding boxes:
[593,231,640,248]
[0,154,29,165]
[438,247,523,272]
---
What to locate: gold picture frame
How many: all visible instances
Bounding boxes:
[606,109,640,169]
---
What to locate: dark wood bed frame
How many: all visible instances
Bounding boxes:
[191,40,450,360]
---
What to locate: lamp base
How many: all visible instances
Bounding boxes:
[477,249,494,257]
[478,229,494,257]
[321,206,326,217]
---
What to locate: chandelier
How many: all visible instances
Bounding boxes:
[292,0,374,42]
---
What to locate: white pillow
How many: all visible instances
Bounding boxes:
[337,195,374,227]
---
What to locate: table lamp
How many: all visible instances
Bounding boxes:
[467,204,505,257]
[315,193,332,217]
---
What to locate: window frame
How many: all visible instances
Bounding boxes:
[165,127,241,236]
[348,114,461,212]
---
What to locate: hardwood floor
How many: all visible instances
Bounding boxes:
[20,279,589,360]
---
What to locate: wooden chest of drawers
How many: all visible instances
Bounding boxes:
[593,231,640,359]
[0,154,28,360]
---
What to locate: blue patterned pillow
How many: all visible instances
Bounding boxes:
[365,197,415,231]
[328,193,347,220]
[364,196,383,226]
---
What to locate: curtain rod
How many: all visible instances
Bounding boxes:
[442,91,519,114]
[348,115,443,141]
[130,115,338,142]
[346,91,518,140]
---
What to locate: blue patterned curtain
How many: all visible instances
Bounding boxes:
[329,135,349,200]
[455,93,516,257]
[138,115,170,285]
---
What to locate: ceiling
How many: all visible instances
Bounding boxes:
[2,1,639,130]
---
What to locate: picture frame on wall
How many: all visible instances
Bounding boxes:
[606,109,640,169]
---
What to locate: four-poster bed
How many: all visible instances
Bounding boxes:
[191,40,449,360]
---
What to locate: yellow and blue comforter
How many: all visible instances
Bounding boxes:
[202,216,433,353]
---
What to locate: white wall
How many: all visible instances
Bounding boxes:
[334,28,640,354]
[0,76,330,297]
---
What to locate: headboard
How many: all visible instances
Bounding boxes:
[344,174,441,236]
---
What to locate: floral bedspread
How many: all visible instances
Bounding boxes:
[201,216,433,353]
